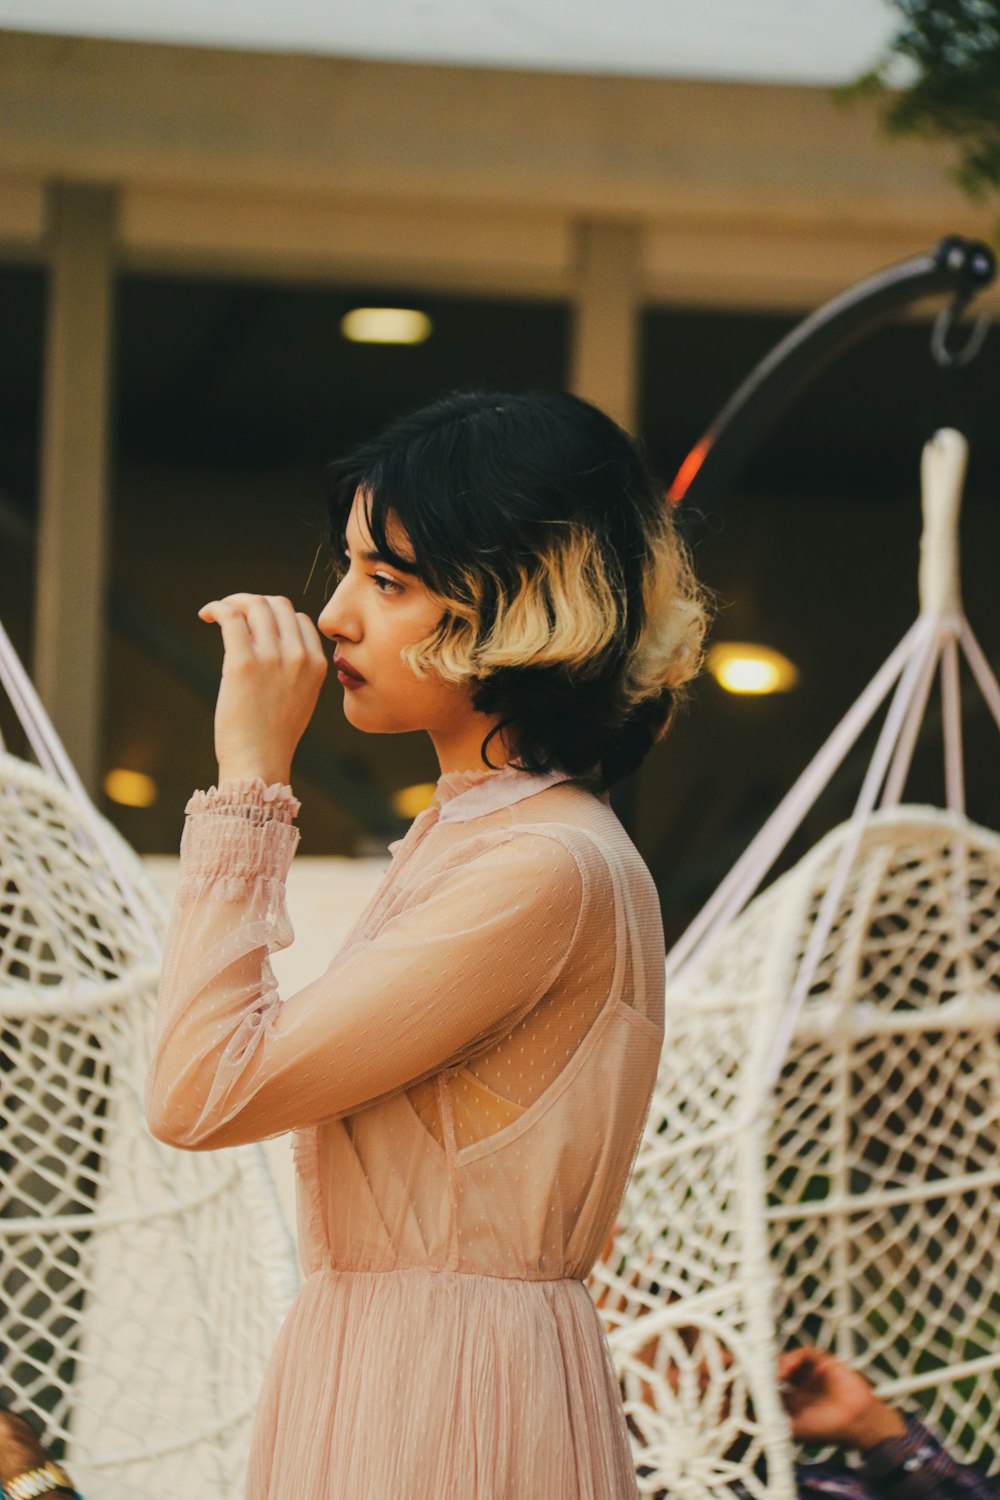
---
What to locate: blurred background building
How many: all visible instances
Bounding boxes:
[2,3,999,945]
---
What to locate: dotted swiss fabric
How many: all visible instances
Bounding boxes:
[147,765,665,1500]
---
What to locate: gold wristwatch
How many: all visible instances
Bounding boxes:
[2,1460,77,1499]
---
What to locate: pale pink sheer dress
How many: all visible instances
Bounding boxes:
[146,764,665,1500]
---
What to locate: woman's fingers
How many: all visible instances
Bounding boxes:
[777,1347,812,1380]
[297,612,329,673]
[195,594,326,784]
[265,595,310,664]
[200,594,291,648]
[246,597,282,659]
[205,599,254,667]
[199,594,326,675]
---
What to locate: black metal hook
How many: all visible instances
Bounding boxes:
[930,292,992,369]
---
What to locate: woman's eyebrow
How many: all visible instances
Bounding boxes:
[355,544,420,575]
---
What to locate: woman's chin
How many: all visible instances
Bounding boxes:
[342,695,379,732]
[341,695,414,736]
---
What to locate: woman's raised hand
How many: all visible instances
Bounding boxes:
[198,593,328,787]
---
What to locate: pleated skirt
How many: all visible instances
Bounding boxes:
[245,1264,639,1499]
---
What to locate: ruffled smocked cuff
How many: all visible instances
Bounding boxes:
[185,777,301,823]
[178,778,301,890]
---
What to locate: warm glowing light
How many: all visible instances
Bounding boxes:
[340,308,432,345]
[667,437,711,505]
[708,643,799,696]
[104,768,159,808]
[392,781,437,819]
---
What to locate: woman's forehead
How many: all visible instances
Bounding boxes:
[347,488,417,565]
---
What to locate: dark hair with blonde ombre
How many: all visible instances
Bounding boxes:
[327,390,710,789]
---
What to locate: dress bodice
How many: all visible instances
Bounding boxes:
[147,767,665,1284]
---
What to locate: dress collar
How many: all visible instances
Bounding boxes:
[433,765,572,824]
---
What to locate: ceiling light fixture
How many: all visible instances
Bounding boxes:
[708,643,799,696]
[340,308,432,345]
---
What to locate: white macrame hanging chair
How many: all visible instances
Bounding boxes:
[587,429,1000,1500]
[0,624,300,1499]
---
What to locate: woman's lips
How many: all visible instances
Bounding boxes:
[333,656,366,686]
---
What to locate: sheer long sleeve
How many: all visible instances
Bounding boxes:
[145,781,583,1152]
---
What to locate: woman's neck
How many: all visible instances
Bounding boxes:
[430,715,516,776]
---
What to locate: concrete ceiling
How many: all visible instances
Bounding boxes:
[0,0,901,85]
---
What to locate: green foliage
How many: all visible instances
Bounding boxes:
[851,0,1000,201]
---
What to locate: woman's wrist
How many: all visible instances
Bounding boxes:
[217,763,292,789]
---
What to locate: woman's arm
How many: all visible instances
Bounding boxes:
[145,783,583,1152]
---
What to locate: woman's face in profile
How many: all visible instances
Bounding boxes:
[317,491,476,740]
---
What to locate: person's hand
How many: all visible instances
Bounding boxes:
[0,1410,66,1495]
[779,1347,907,1451]
[0,1409,40,1485]
[198,593,328,786]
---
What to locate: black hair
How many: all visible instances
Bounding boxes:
[327,389,706,789]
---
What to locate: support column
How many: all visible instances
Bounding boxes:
[569,220,643,434]
[34,183,117,795]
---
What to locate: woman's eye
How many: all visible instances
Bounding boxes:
[373,572,404,594]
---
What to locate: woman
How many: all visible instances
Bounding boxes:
[146,389,709,1499]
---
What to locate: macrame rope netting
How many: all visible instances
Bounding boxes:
[0,619,299,1500]
[588,430,1000,1499]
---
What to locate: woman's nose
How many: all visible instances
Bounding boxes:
[317,576,359,642]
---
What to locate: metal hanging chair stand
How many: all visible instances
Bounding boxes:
[667,234,996,508]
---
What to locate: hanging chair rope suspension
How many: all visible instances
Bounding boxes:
[666,428,1000,991]
[756,429,1000,1093]
[663,614,932,982]
[919,427,965,617]
[667,428,1000,1096]
[0,613,161,956]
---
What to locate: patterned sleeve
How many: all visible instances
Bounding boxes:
[859,1416,1000,1500]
